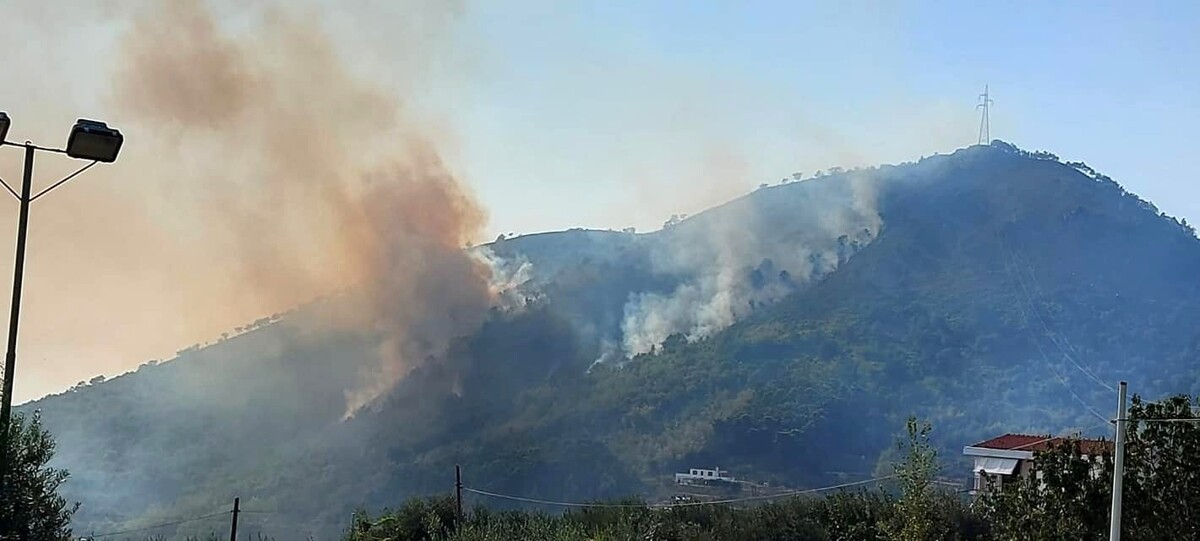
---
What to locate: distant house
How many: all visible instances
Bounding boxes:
[964,433,1112,495]
[675,467,734,485]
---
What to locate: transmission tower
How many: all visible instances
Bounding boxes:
[977,85,993,145]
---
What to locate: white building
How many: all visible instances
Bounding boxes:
[675,467,734,485]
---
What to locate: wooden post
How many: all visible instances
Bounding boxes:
[230,497,240,541]
[455,464,463,526]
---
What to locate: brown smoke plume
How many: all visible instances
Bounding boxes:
[113,0,492,415]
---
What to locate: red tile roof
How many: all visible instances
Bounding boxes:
[973,434,1048,450]
[971,433,1113,455]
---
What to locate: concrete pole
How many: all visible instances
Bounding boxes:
[1109,381,1128,541]
[230,497,240,541]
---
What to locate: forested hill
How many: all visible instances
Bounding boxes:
[21,141,1200,538]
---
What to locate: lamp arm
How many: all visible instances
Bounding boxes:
[30,160,97,202]
[0,176,18,201]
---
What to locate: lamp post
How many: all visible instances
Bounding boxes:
[0,113,123,495]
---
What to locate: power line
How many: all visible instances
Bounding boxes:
[1000,246,1111,423]
[461,488,649,509]
[1042,346,1110,424]
[1126,418,1200,424]
[86,511,229,539]
[1009,252,1112,392]
[1016,261,1112,391]
[1012,304,1108,424]
[464,475,897,509]
[666,476,898,507]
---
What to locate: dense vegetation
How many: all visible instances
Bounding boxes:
[18,142,1200,538]
[344,418,986,541]
[342,394,1200,541]
[344,491,983,541]
[11,393,1197,539]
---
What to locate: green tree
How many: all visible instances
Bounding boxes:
[1121,394,1200,540]
[888,417,939,541]
[0,411,78,541]
[344,497,457,541]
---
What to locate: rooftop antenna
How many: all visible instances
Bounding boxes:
[977,85,993,145]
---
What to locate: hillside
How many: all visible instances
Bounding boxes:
[20,142,1200,538]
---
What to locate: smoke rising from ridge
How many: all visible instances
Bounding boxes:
[618,172,881,357]
[114,0,494,414]
[0,1,977,403]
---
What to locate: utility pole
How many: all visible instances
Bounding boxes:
[0,144,33,487]
[977,85,993,145]
[230,497,240,541]
[455,464,464,526]
[1109,381,1128,541]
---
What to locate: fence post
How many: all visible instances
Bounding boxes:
[455,464,464,527]
[230,497,240,541]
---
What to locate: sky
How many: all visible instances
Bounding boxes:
[0,0,1198,402]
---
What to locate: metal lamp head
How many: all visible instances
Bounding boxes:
[66,119,122,163]
[0,112,9,144]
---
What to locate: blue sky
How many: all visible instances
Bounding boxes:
[437,1,1200,235]
[1,0,1198,401]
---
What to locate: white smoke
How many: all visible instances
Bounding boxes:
[619,171,882,357]
[473,248,538,311]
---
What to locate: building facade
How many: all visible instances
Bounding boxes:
[675,467,734,485]
[963,433,1112,495]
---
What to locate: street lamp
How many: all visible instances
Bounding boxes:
[0,112,122,496]
[66,119,123,163]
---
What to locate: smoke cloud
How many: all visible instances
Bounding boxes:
[113,0,496,415]
[619,171,881,357]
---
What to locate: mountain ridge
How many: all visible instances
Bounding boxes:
[21,141,1200,538]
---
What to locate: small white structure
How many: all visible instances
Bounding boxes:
[675,467,734,485]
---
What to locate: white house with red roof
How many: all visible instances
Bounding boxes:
[963,433,1112,494]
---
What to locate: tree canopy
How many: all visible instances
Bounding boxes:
[0,411,77,541]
